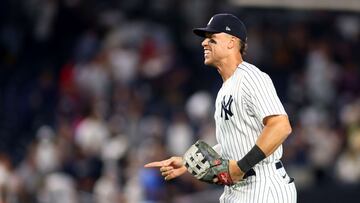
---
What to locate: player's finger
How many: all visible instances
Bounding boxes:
[160,166,173,172]
[161,170,173,177]
[144,157,174,168]
[144,161,164,168]
[162,158,174,166]
[165,173,177,181]
[165,167,186,180]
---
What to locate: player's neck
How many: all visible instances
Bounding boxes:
[216,55,243,82]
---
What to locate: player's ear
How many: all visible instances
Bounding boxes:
[227,37,236,49]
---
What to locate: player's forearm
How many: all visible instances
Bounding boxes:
[236,115,291,173]
[256,115,292,157]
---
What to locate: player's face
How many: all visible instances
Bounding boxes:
[201,33,231,66]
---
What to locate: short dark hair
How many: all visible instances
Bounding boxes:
[239,39,247,56]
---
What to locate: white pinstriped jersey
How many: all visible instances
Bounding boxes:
[214,61,296,203]
[214,61,287,163]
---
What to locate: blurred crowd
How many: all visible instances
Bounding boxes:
[0,0,359,202]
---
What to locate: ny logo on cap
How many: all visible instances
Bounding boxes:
[226,26,231,31]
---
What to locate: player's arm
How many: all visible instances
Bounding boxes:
[228,114,291,182]
[227,71,293,182]
[256,114,292,156]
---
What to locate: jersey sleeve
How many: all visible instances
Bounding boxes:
[245,72,287,124]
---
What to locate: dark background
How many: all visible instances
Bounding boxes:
[0,0,359,202]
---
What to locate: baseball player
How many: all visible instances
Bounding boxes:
[145,13,297,203]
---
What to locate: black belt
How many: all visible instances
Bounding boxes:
[243,161,283,179]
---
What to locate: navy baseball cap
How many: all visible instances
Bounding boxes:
[193,13,247,42]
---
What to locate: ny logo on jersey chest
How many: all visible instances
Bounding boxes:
[221,95,234,120]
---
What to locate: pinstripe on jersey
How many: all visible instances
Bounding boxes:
[214,61,286,162]
[214,61,296,203]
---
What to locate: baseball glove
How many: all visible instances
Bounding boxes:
[183,140,233,185]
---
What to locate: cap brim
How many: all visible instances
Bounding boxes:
[193,27,220,37]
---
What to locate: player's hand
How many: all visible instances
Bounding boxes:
[212,160,244,184]
[228,160,245,183]
[144,156,187,181]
